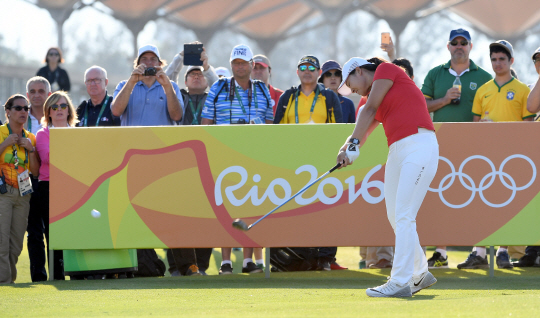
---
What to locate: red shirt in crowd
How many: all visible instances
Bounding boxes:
[268,84,283,115]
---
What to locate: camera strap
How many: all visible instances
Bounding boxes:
[229,77,258,123]
[84,95,110,127]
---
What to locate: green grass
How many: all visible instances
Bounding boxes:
[2,241,540,317]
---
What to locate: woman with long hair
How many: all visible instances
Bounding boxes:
[36,47,71,92]
[337,57,439,297]
[35,91,78,280]
[0,94,40,284]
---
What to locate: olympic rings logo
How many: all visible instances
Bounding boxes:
[428,155,536,209]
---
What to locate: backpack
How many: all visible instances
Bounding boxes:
[211,78,271,122]
[270,247,319,272]
[134,249,166,277]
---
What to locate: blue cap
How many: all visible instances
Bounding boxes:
[449,28,471,42]
[318,60,342,83]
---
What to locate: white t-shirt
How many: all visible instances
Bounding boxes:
[27,111,44,135]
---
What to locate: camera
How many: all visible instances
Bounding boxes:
[236,119,247,124]
[144,67,157,76]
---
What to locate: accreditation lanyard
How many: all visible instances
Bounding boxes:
[230,78,258,120]
[188,96,204,125]
[7,124,28,170]
[27,115,32,133]
[84,96,110,127]
[294,87,319,124]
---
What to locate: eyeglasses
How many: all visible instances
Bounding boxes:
[85,78,103,85]
[324,70,342,78]
[534,57,540,64]
[48,52,59,56]
[51,103,68,111]
[450,40,469,46]
[299,65,317,72]
[188,72,203,78]
[11,106,30,112]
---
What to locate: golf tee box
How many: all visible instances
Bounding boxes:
[50,123,540,250]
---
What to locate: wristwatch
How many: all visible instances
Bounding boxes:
[348,138,360,145]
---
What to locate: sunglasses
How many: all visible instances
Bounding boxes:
[48,52,59,56]
[51,103,68,111]
[11,106,30,112]
[299,65,317,72]
[450,40,469,46]
[324,71,342,78]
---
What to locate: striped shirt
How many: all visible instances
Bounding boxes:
[201,78,274,125]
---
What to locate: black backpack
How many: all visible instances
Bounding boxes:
[134,249,166,277]
[270,247,319,272]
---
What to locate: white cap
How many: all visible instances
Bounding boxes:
[337,57,372,96]
[137,44,161,61]
[489,40,514,58]
[230,44,253,62]
[215,67,231,78]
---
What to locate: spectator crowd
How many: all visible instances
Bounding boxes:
[1,27,540,284]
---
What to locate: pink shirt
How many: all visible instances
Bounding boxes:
[36,127,50,181]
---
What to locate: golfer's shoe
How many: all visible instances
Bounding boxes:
[457,251,489,269]
[409,271,437,295]
[366,281,412,298]
[242,262,263,274]
[219,263,233,275]
[496,251,514,269]
[427,251,449,269]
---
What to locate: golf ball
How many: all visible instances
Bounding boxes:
[91,209,101,218]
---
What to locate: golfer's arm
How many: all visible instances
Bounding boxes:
[350,79,393,143]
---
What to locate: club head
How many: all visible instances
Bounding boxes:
[232,218,249,231]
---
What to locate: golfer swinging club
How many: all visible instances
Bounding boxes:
[337,57,439,297]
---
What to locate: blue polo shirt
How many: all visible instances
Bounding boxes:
[201,78,274,125]
[113,80,184,126]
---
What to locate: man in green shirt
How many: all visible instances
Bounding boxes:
[422,28,492,122]
[420,28,492,269]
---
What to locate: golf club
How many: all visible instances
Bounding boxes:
[232,162,342,231]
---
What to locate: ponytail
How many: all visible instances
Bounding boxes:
[359,57,389,72]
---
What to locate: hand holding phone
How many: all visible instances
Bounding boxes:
[183,43,204,66]
[381,32,390,45]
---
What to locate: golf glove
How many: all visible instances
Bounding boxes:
[346,142,360,163]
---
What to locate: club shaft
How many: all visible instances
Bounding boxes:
[249,163,341,228]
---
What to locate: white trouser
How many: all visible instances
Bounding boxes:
[385,128,439,286]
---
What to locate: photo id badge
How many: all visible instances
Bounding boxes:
[18,169,33,196]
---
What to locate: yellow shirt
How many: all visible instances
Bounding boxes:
[0,124,36,188]
[280,90,330,124]
[472,78,534,122]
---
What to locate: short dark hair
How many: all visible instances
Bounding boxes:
[490,46,511,61]
[392,58,414,78]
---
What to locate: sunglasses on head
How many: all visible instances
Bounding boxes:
[11,106,30,112]
[450,40,469,46]
[324,70,342,78]
[51,103,68,111]
[299,65,317,72]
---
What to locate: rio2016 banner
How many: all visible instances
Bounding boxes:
[50,123,540,249]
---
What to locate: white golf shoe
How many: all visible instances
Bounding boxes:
[366,280,412,298]
[409,271,437,295]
